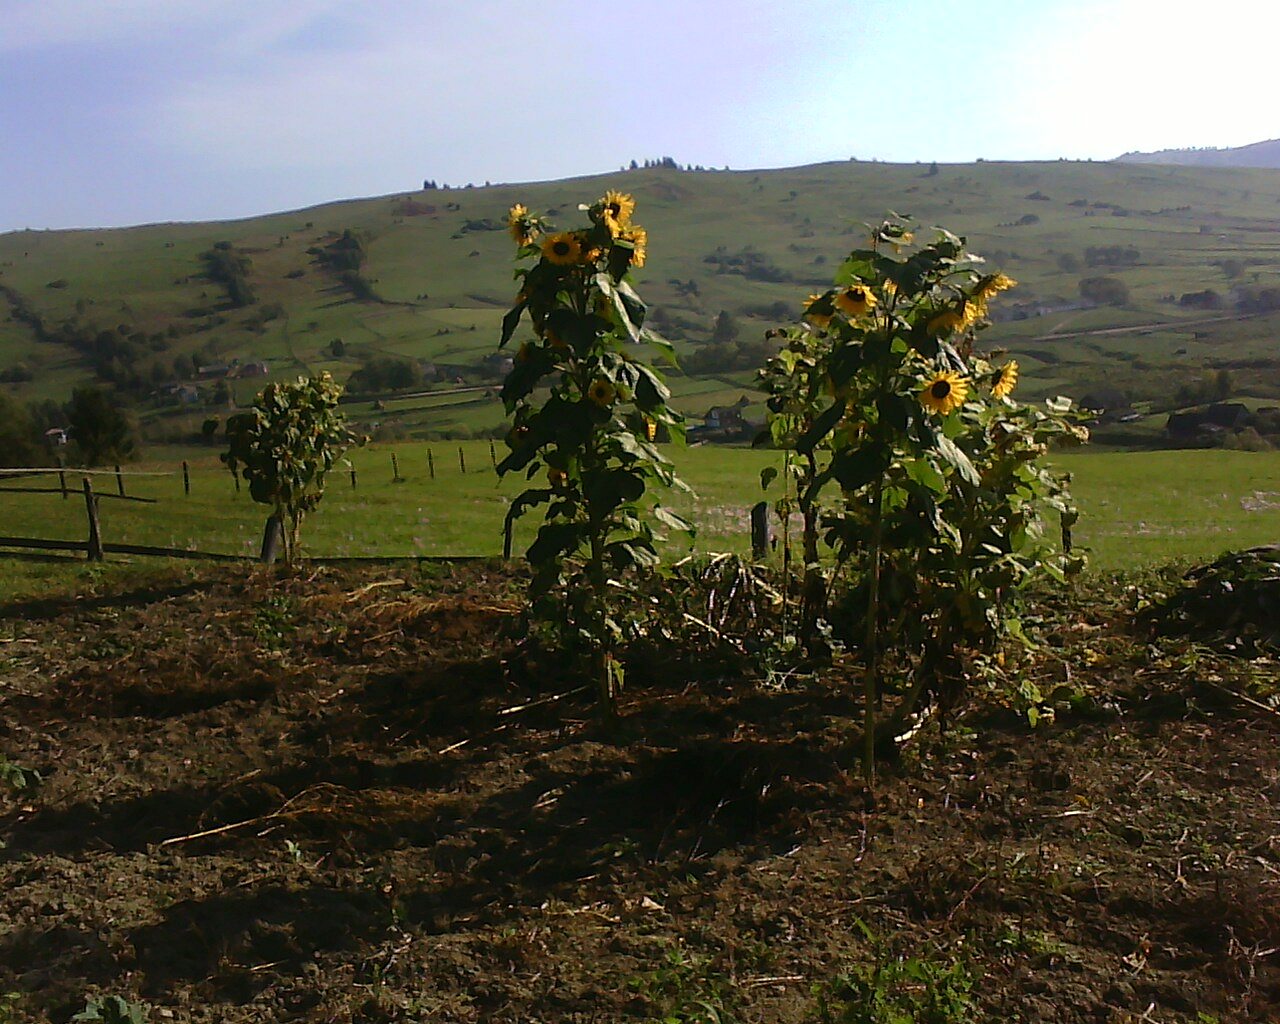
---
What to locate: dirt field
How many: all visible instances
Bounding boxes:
[0,562,1276,1022]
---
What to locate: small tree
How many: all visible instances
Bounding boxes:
[66,385,138,466]
[222,374,359,564]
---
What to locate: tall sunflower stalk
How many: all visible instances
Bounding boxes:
[497,192,690,718]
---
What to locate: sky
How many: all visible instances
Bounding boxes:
[2,0,1276,231]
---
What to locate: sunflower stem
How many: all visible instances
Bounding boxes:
[862,471,885,791]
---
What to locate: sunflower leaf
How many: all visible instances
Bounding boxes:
[936,435,980,485]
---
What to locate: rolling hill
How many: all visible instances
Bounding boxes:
[4,158,1280,443]
[1116,138,1280,169]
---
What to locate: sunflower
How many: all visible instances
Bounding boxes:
[547,467,568,489]
[619,225,647,268]
[587,378,617,407]
[927,309,965,336]
[505,424,531,449]
[919,371,970,415]
[974,272,1017,302]
[833,283,877,317]
[542,232,583,266]
[599,190,636,236]
[804,292,834,329]
[515,341,535,363]
[508,204,536,247]
[991,359,1019,399]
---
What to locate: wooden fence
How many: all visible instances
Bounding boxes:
[0,464,500,565]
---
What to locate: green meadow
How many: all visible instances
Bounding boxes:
[4,159,1280,441]
[1,443,1276,601]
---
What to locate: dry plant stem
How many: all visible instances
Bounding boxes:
[863,473,885,789]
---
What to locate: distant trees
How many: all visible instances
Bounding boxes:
[201,242,256,308]
[711,310,740,344]
[66,385,138,465]
[347,356,421,394]
[1085,245,1141,268]
[0,393,42,467]
[314,230,381,301]
[1079,276,1130,306]
[1235,285,1280,313]
[0,363,34,383]
[1179,289,1225,310]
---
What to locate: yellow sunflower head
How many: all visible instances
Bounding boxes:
[991,359,1019,400]
[508,204,536,247]
[587,378,617,407]
[804,291,834,328]
[833,283,877,317]
[598,190,636,236]
[919,371,970,416]
[927,309,965,336]
[542,232,583,266]
[619,225,647,268]
[974,272,1017,302]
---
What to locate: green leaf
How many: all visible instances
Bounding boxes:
[499,302,525,347]
[796,398,846,454]
[760,466,778,490]
[653,506,694,534]
[903,457,946,494]
[935,435,980,485]
[527,521,582,565]
[828,446,887,492]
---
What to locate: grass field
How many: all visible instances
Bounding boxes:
[5,159,1280,443]
[1,444,1276,602]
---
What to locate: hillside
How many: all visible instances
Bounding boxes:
[1117,138,1280,169]
[4,159,1280,442]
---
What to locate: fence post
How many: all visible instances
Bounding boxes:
[750,501,771,560]
[489,439,497,469]
[391,452,401,482]
[82,478,103,562]
[458,446,466,474]
[260,515,283,564]
[58,461,68,500]
[182,460,190,496]
[232,469,240,493]
[350,466,357,489]
[427,448,435,480]
[115,464,126,498]
[503,509,514,561]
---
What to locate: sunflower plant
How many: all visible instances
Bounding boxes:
[758,216,1086,785]
[497,192,690,718]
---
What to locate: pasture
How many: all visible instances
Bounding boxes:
[1,444,1277,602]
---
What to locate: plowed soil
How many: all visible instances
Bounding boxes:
[0,563,1276,1022]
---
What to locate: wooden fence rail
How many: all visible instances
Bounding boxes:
[0,486,156,503]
